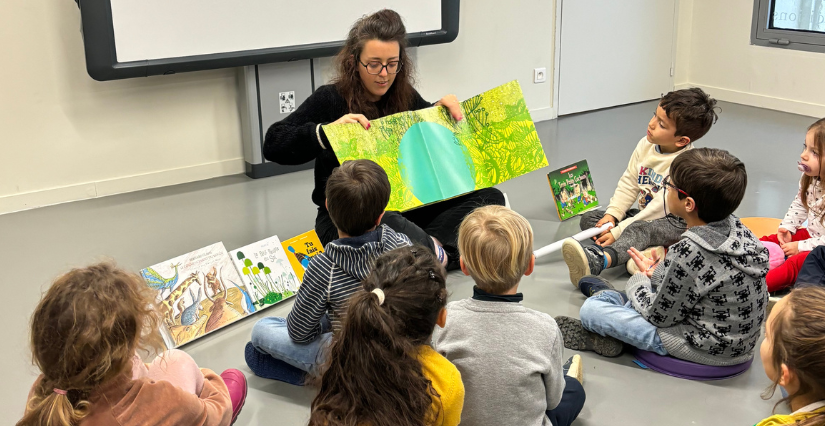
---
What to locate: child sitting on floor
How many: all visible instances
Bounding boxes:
[17,262,246,426]
[760,118,825,293]
[433,205,585,426]
[556,148,769,366]
[245,159,411,384]
[757,286,825,426]
[309,246,464,426]
[562,88,718,285]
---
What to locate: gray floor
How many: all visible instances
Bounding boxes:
[1,100,811,425]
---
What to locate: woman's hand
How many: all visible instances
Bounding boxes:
[628,247,661,277]
[333,113,371,130]
[781,241,800,257]
[435,94,463,122]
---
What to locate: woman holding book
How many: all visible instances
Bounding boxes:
[263,9,504,269]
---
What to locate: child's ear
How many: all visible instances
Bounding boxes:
[375,211,385,227]
[675,136,691,148]
[684,197,697,213]
[525,254,536,276]
[459,257,471,276]
[779,363,797,390]
[325,199,328,210]
[436,307,447,328]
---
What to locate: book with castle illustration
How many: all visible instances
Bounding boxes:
[547,160,600,221]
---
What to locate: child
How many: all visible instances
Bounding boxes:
[309,246,464,426]
[757,286,825,426]
[562,88,719,285]
[245,159,412,383]
[759,118,825,292]
[556,148,770,365]
[17,262,246,426]
[433,205,585,426]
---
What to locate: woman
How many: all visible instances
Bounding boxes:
[263,9,504,269]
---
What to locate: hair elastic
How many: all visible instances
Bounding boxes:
[53,388,68,395]
[371,288,385,305]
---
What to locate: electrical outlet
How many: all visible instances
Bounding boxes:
[279,91,296,113]
[533,68,547,84]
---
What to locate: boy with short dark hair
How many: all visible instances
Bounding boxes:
[246,159,412,383]
[433,205,585,426]
[556,148,770,366]
[563,88,719,285]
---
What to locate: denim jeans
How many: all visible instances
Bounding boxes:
[250,316,332,373]
[579,290,668,355]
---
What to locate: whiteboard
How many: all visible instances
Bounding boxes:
[110,0,442,62]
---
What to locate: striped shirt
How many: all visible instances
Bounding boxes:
[286,224,412,343]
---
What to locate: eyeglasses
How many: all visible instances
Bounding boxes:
[662,175,688,230]
[662,175,689,198]
[359,60,402,75]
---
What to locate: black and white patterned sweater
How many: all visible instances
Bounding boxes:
[627,215,769,366]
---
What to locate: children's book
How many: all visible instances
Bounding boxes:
[140,242,254,348]
[281,230,324,282]
[547,160,600,221]
[230,235,301,310]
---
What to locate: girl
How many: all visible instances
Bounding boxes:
[761,118,825,292]
[263,9,504,268]
[17,262,246,426]
[309,246,464,426]
[758,286,825,425]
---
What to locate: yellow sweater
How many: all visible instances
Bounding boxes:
[755,404,825,425]
[419,345,465,426]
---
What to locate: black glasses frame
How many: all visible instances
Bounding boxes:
[662,175,689,230]
[358,60,402,75]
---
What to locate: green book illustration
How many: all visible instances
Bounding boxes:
[547,160,599,221]
[323,80,549,212]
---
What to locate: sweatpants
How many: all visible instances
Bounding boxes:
[761,229,812,292]
[580,208,686,268]
[545,376,586,426]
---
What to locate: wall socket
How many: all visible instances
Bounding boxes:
[533,67,547,84]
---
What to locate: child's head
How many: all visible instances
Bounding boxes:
[325,159,391,237]
[18,262,163,426]
[458,205,535,294]
[799,118,825,223]
[761,286,825,417]
[647,88,718,150]
[666,147,746,224]
[310,246,447,426]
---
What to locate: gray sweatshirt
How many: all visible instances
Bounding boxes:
[432,298,564,426]
[627,215,770,366]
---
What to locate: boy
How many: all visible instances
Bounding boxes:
[556,148,770,366]
[563,88,719,286]
[245,159,411,383]
[433,205,585,426]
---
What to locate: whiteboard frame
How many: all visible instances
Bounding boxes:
[77,0,460,81]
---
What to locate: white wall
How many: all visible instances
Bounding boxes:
[0,0,555,215]
[675,0,825,118]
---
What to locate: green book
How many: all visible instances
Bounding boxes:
[547,160,600,221]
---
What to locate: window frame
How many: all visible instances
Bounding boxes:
[751,0,825,53]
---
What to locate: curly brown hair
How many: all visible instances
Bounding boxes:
[332,9,418,119]
[309,246,448,426]
[17,262,164,426]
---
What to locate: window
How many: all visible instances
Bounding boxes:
[752,0,825,53]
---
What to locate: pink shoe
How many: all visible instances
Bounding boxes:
[220,369,247,425]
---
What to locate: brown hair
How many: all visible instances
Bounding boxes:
[309,246,447,426]
[458,205,533,294]
[332,9,417,119]
[17,262,164,426]
[762,286,825,425]
[660,87,718,142]
[800,118,825,224]
[325,159,391,236]
[669,147,747,223]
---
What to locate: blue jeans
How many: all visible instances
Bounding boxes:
[250,316,332,373]
[579,290,668,356]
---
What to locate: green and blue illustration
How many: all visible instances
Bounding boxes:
[323,80,549,211]
[546,159,599,221]
[230,236,300,310]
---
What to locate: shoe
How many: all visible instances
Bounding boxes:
[626,246,666,275]
[244,341,307,386]
[578,275,616,298]
[562,239,605,286]
[220,369,247,425]
[563,354,584,384]
[555,316,624,357]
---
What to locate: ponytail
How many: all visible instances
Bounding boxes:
[17,382,90,426]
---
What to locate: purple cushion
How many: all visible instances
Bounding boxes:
[633,348,753,381]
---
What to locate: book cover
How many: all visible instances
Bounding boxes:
[281,230,324,282]
[547,160,599,221]
[230,235,300,310]
[140,242,254,348]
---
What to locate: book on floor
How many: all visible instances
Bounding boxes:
[547,160,600,221]
[281,230,324,282]
[230,235,301,310]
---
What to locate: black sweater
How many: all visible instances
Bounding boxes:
[263,84,432,209]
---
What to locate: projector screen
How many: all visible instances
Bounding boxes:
[77,0,459,81]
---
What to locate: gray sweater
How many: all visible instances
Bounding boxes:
[432,298,564,426]
[627,215,769,366]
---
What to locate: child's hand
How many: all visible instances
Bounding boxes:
[777,228,792,245]
[781,241,800,256]
[595,233,616,247]
[593,214,618,239]
[628,247,660,277]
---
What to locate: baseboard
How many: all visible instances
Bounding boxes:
[0,158,246,215]
[675,83,825,118]
[530,106,558,123]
